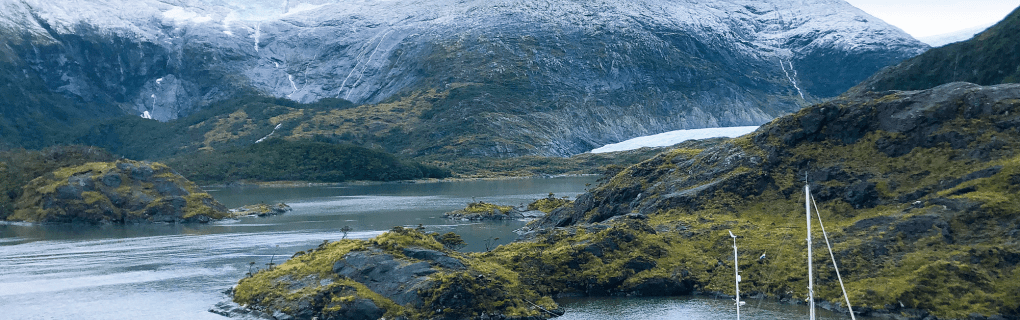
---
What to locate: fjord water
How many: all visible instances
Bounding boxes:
[1,176,849,319]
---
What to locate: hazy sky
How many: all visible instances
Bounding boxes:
[843,0,1019,37]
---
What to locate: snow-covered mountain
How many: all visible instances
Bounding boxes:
[0,0,928,155]
[917,23,995,47]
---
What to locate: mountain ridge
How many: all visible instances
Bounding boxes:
[851,5,1019,94]
[0,0,928,156]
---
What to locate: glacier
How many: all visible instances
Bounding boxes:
[590,126,759,153]
[0,0,929,156]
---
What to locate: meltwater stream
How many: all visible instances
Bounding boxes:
[1,176,852,319]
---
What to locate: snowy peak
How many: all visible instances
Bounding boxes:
[0,0,929,156]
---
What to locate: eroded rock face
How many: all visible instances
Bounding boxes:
[9,160,228,223]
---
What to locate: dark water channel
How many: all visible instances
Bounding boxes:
[0,176,852,319]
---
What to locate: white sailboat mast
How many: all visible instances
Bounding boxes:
[806,184,816,320]
[729,230,740,320]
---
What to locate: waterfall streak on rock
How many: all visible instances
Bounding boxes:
[345,30,393,101]
[779,59,805,99]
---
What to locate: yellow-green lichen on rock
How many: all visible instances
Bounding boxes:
[8,160,229,223]
[232,227,562,320]
[526,193,572,213]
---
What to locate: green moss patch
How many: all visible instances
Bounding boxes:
[8,159,229,223]
[234,228,561,319]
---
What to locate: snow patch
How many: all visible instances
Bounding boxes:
[155,77,163,85]
[255,123,284,143]
[590,126,760,153]
[287,74,298,98]
[162,7,212,24]
[252,22,261,53]
[222,10,238,36]
[141,111,153,119]
[918,23,993,47]
[284,3,327,16]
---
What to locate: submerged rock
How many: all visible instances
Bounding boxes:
[226,227,562,320]
[9,160,229,223]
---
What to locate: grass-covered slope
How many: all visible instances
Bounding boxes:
[164,138,451,185]
[495,82,1020,319]
[68,92,671,179]
[232,227,561,320]
[853,6,1020,93]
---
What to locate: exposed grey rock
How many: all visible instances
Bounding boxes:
[332,249,436,307]
[0,0,928,156]
[209,300,274,320]
[402,247,467,270]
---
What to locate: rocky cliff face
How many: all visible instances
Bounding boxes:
[9,160,229,223]
[508,82,1020,319]
[0,0,927,156]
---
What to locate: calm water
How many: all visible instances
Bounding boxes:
[0,176,854,319]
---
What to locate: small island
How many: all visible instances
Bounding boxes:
[214,226,563,320]
[444,201,522,220]
[7,159,230,223]
[229,203,292,218]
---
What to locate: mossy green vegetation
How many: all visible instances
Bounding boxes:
[233,227,561,319]
[232,239,400,317]
[165,138,451,184]
[499,83,1020,319]
[527,193,573,213]
[7,159,229,223]
[463,202,515,215]
[0,145,117,219]
[445,201,519,220]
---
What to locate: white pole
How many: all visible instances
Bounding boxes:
[811,194,857,320]
[729,230,740,320]
[806,184,815,320]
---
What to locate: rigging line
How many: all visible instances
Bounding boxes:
[809,194,857,320]
[753,226,794,310]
